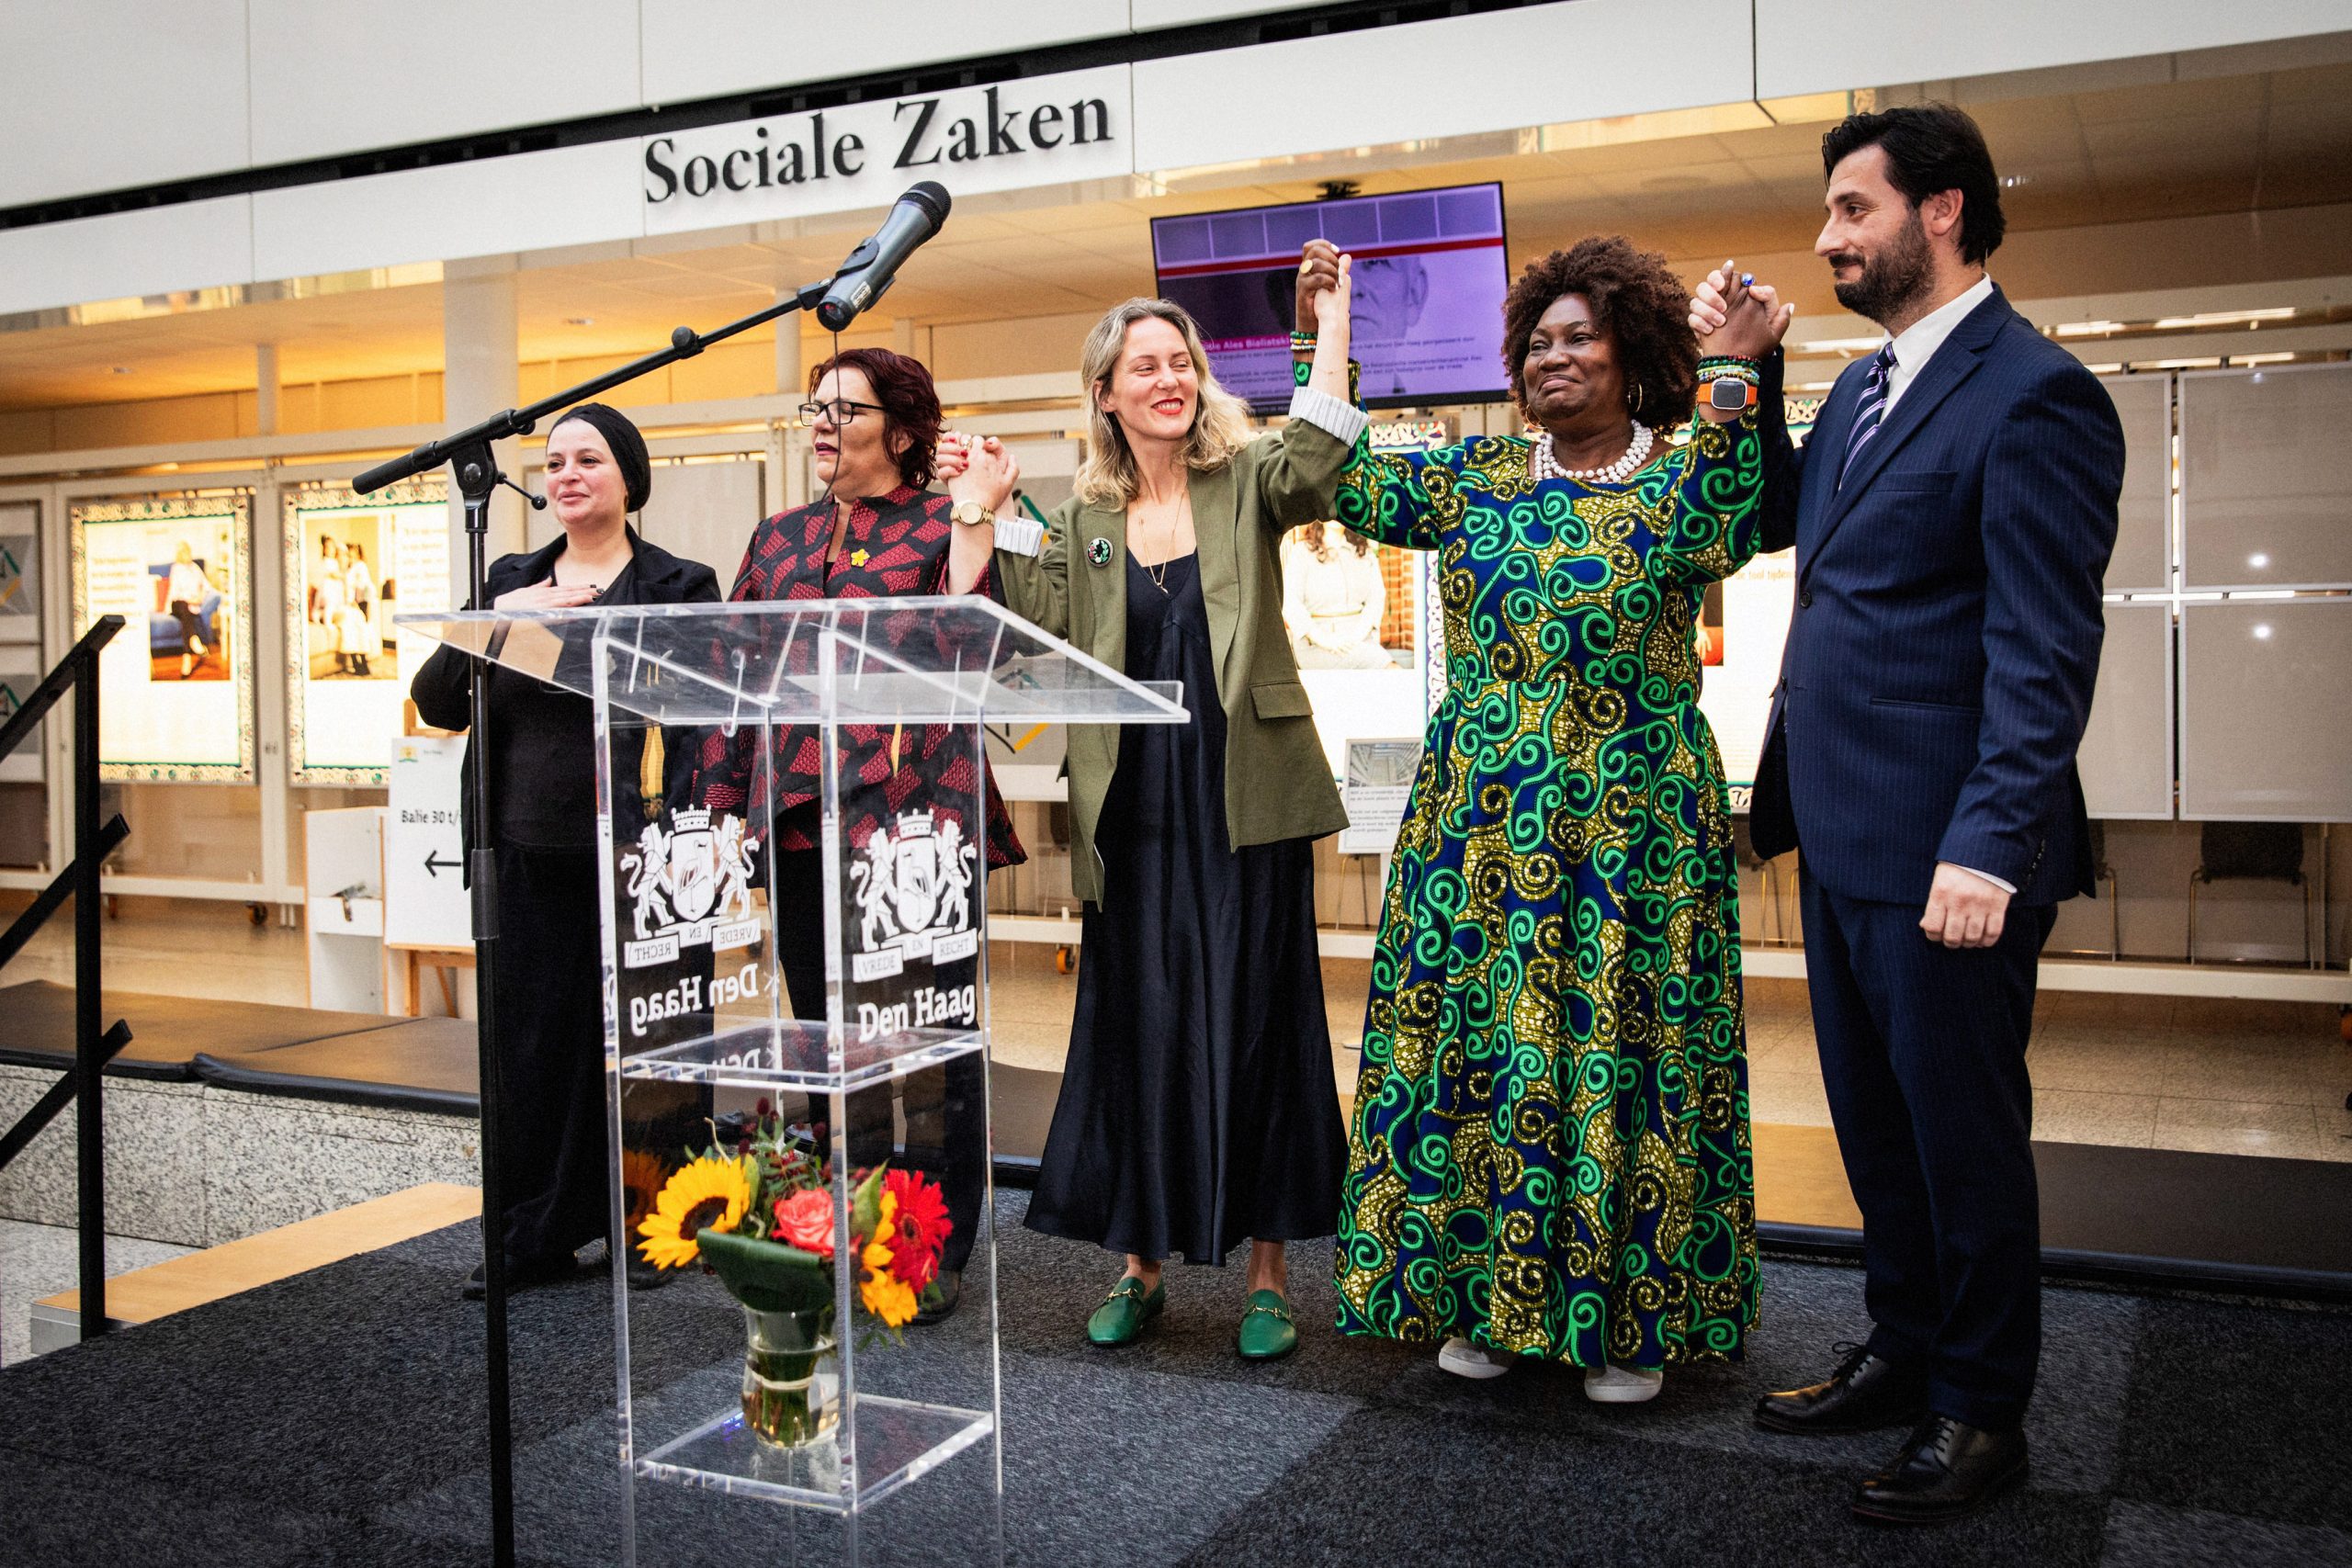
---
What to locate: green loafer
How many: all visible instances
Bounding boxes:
[1086,1277,1165,1347]
[1236,1289,1297,1360]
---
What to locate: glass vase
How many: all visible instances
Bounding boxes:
[740,1304,839,1448]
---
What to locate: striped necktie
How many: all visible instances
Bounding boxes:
[1837,344,1898,491]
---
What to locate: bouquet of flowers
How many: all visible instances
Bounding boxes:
[636,1102,951,1445]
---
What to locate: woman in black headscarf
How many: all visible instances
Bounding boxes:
[412,401,721,1296]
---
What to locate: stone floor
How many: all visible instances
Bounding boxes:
[0,1218,191,1366]
[8,893,2350,1160]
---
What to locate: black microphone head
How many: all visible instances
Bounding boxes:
[904,181,951,228]
[529,492,548,511]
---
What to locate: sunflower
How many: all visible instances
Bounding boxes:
[621,1148,668,1235]
[856,1190,919,1326]
[638,1154,753,1270]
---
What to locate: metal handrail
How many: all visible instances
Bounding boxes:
[0,613,132,1342]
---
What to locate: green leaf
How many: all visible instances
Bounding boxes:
[850,1164,888,1249]
[695,1229,834,1316]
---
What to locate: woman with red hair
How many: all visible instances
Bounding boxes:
[698,346,1023,1324]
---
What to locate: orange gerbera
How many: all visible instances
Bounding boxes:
[856,1190,918,1326]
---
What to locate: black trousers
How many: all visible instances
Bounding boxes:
[169,601,204,652]
[1799,865,2057,1431]
[774,847,988,1274]
[488,842,608,1266]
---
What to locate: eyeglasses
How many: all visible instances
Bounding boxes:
[797,399,887,425]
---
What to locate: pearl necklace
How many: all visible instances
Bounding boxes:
[1530,423,1654,486]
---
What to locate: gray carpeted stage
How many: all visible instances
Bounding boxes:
[1,1191,2347,1567]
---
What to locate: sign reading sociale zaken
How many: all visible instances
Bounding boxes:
[639,64,1131,234]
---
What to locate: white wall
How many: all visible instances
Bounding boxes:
[6,0,2352,315]
[637,0,1129,107]
[1133,0,1752,173]
[244,0,643,167]
[1756,0,2352,97]
[0,0,250,208]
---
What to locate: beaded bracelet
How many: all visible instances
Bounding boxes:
[1289,330,1318,354]
[1696,356,1761,384]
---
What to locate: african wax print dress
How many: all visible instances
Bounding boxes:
[1332,406,1767,1370]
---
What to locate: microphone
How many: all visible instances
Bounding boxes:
[814,182,951,333]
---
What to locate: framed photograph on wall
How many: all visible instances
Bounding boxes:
[68,493,255,783]
[0,499,39,646]
[284,477,451,784]
[0,642,45,783]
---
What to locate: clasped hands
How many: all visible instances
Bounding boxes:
[1686,260,1795,355]
[938,430,1021,513]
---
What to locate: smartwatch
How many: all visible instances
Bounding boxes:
[1705,376,1758,412]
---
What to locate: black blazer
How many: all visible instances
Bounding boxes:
[1748,287,2124,907]
[411,528,722,858]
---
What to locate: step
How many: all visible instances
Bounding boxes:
[31,1181,480,1353]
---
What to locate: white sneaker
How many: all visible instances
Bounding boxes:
[1582,1363,1665,1404]
[1437,1337,1514,1380]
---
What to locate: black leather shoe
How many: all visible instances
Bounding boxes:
[460,1254,579,1300]
[1755,1344,1929,1434]
[913,1269,962,1325]
[1851,1415,2028,1525]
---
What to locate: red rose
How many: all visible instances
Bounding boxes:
[772,1189,835,1258]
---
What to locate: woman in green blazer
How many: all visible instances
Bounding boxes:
[945,244,1364,1359]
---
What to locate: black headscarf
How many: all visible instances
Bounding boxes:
[550,401,652,513]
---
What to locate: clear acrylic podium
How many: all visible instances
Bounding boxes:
[400,596,1185,1567]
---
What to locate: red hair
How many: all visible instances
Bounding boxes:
[808,347,942,490]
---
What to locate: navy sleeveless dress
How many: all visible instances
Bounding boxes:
[1026,550,1346,1264]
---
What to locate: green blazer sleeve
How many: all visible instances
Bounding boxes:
[1248,416,1356,535]
[993,504,1071,640]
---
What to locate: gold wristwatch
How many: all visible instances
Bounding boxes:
[951,500,995,528]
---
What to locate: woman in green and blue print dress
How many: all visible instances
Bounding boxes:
[1332,244,1794,1401]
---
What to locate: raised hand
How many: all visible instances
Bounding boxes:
[945,434,1019,513]
[1689,259,1793,357]
[1311,252,1353,339]
[935,430,973,482]
[1295,239,1344,333]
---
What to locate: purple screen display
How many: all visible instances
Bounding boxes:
[1151,183,1510,411]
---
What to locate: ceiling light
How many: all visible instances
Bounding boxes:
[2253,624,2273,640]
[2151,307,2297,330]
[1999,173,2034,188]
[2052,320,2127,337]
[1794,335,1883,355]
[2248,553,2270,569]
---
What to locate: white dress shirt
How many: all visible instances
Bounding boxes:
[1871,272,2016,897]
[1881,273,1995,417]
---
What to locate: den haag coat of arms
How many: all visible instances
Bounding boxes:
[847,808,979,982]
[618,807,763,968]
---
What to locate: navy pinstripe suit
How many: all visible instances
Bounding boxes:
[1750,285,2123,1429]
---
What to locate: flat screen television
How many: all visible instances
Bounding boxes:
[1149,182,1510,412]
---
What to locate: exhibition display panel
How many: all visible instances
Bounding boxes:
[68,492,255,783]
[284,476,452,784]
[401,596,1185,1563]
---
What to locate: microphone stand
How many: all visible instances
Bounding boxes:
[357,272,837,1568]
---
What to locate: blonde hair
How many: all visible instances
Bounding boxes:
[1072,299,1256,508]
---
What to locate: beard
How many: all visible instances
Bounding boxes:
[1830,207,1934,326]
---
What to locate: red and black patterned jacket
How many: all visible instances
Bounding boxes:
[695,486,1025,867]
